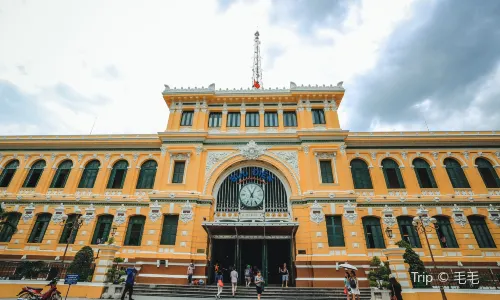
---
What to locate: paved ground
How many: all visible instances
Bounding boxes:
[8,297,254,300]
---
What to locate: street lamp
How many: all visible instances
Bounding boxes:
[59,214,84,274]
[412,214,447,300]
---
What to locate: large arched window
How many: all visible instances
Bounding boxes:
[476,158,500,188]
[91,214,114,244]
[23,160,46,188]
[434,216,458,248]
[59,214,81,244]
[350,159,373,189]
[0,212,21,242]
[444,158,470,188]
[50,160,73,188]
[397,216,421,248]
[107,160,128,189]
[382,159,405,189]
[124,215,145,246]
[468,215,496,248]
[136,160,158,189]
[28,213,52,243]
[362,217,385,249]
[413,159,437,188]
[0,160,20,187]
[78,160,100,189]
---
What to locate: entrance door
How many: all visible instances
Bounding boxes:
[239,240,263,284]
[266,239,292,285]
[211,239,236,283]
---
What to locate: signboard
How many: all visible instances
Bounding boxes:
[229,167,274,184]
[64,274,79,285]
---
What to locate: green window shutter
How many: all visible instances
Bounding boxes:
[395,167,405,188]
[79,160,100,188]
[363,217,385,249]
[436,217,459,248]
[160,215,179,245]
[468,216,496,248]
[326,216,345,247]
[0,212,21,242]
[28,213,51,243]
[427,167,438,188]
[137,160,157,189]
[59,214,81,244]
[320,161,334,183]
[91,215,113,244]
[124,216,146,246]
[398,217,422,248]
[445,159,470,188]
[0,160,19,188]
[172,162,186,183]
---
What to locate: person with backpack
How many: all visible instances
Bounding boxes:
[215,271,223,299]
[254,270,264,300]
[349,270,360,300]
[244,265,252,287]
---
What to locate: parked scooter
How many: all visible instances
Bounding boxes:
[17,278,62,300]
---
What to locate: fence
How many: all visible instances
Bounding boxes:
[0,260,95,281]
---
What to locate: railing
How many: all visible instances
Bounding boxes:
[421,267,500,289]
[0,260,94,281]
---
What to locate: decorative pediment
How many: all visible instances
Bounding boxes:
[237,141,268,160]
[452,204,467,227]
[82,204,96,224]
[114,204,127,225]
[309,200,325,224]
[488,204,500,226]
[52,203,67,224]
[22,203,36,223]
[343,201,357,225]
[382,205,396,227]
[180,200,193,224]
[149,200,162,223]
[416,204,432,227]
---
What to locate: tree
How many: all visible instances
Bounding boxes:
[367,256,391,289]
[14,261,49,280]
[396,240,429,288]
[67,246,94,282]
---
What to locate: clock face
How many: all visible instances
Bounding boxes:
[239,183,264,207]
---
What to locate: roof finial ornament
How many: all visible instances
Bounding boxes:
[252,31,263,89]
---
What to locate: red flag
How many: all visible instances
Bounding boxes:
[253,80,260,89]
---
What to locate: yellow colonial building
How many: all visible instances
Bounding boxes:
[1,81,500,293]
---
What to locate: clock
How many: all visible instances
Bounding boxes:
[239,183,264,207]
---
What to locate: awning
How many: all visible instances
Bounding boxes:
[202,221,299,239]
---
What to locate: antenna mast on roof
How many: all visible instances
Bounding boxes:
[252,31,263,89]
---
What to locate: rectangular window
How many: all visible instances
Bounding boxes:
[124,217,146,246]
[326,216,345,247]
[283,112,297,127]
[320,160,334,183]
[469,217,496,248]
[245,112,260,127]
[264,112,278,127]
[312,109,326,124]
[160,215,179,245]
[208,112,222,128]
[227,112,241,127]
[180,111,194,126]
[172,161,186,183]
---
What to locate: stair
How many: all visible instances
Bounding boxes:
[134,284,372,299]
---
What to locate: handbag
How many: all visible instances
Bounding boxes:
[218,279,224,287]
[390,284,397,300]
[343,287,347,294]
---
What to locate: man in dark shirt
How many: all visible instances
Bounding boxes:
[121,268,137,300]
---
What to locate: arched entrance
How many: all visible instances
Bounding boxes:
[203,162,298,286]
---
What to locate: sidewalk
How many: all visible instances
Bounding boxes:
[6,297,253,300]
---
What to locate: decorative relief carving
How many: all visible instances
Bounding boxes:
[205,151,233,176]
[343,201,357,225]
[452,205,467,227]
[195,145,203,156]
[382,205,397,227]
[83,204,96,224]
[302,145,310,154]
[180,200,193,223]
[52,203,66,224]
[431,152,439,161]
[161,145,167,156]
[22,203,36,223]
[340,144,346,156]
[170,153,190,162]
[51,153,57,161]
[487,204,500,226]
[463,151,469,160]
[416,152,422,157]
[309,201,325,224]
[314,152,336,159]
[270,151,300,179]
[133,153,139,162]
[114,204,127,225]
[370,152,377,160]
[237,140,268,160]
[149,200,162,223]
[401,151,407,160]
[416,205,432,227]
[104,153,111,161]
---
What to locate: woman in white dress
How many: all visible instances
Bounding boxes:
[349,270,360,300]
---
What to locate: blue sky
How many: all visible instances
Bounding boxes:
[0,0,499,135]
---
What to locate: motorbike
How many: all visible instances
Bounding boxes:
[16,278,62,300]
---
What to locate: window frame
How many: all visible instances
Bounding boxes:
[350,159,373,189]
[50,160,73,189]
[434,216,459,248]
[58,214,81,244]
[283,111,297,127]
[136,160,158,189]
[245,112,260,127]
[124,215,146,246]
[397,216,422,248]
[444,158,470,188]
[28,213,52,243]
[91,214,114,245]
[326,215,345,247]
[106,160,129,189]
[0,160,20,188]
[171,161,186,184]
[78,160,100,189]
[23,160,46,188]
[180,111,194,126]
[227,112,241,127]
[468,215,496,248]
[319,160,334,183]
[208,112,223,128]
[475,158,500,188]
[0,212,21,242]
[264,111,278,127]
[413,158,438,189]
[160,214,179,245]
[382,159,405,189]
[362,217,386,249]
[312,109,326,125]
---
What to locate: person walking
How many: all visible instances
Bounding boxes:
[244,265,252,287]
[388,276,403,300]
[230,267,238,297]
[279,263,289,287]
[214,262,220,285]
[343,271,352,300]
[187,263,194,285]
[121,268,137,300]
[349,270,360,300]
[254,270,264,300]
[215,271,224,299]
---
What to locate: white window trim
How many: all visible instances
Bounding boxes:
[168,153,191,184]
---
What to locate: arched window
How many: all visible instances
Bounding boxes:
[107,160,128,189]
[23,160,46,188]
[28,213,52,243]
[50,160,73,188]
[59,214,81,244]
[362,217,385,248]
[397,216,421,248]
[468,215,496,248]
[350,159,373,189]
[0,212,21,242]
[91,214,114,244]
[124,215,145,246]
[0,160,20,187]
[444,158,470,188]
[78,160,100,189]
[476,158,500,188]
[136,160,158,189]
[412,159,437,188]
[434,216,458,248]
[382,159,405,189]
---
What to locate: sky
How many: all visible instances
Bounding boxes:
[0,0,499,135]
